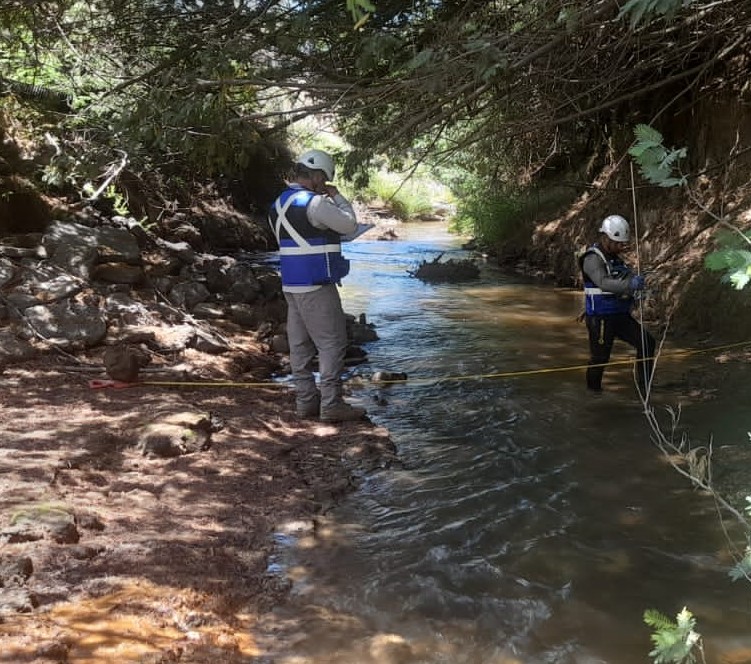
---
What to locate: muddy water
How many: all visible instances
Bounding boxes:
[270,222,751,663]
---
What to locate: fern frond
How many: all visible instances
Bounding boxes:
[644,608,675,630]
[634,123,664,144]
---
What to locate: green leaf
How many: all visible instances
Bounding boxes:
[644,607,702,664]
[705,249,751,271]
[729,269,751,290]
[675,607,696,631]
[640,163,669,183]
[630,124,687,186]
[634,123,664,144]
[346,0,376,22]
[628,141,662,158]
[620,0,648,28]
[644,608,675,630]
[619,0,693,27]
[732,537,751,580]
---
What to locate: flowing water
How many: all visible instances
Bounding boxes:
[270,222,751,664]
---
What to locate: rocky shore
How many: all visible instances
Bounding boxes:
[0,211,399,662]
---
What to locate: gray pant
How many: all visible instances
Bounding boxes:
[284,284,347,410]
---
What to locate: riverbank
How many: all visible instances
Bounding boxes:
[0,334,398,663]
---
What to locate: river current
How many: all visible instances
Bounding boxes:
[269,222,751,664]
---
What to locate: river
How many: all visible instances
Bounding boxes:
[268,221,751,664]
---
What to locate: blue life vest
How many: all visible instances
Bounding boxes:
[269,186,350,287]
[579,244,633,315]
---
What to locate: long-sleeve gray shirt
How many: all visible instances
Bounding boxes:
[306,191,358,235]
[582,252,632,296]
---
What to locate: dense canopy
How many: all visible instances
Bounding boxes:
[1,0,749,196]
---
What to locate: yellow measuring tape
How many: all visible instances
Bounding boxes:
[134,339,751,389]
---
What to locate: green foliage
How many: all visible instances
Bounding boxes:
[628,125,751,292]
[619,0,694,28]
[346,0,376,28]
[106,184,129,216]
[452,181,525,247]
[729,546,751,582]
[122,86,260,176]
[42,143,104,191]
[704,230,751,290]
[356,34,402,69]
[0,0,289,202]
[628,124,687,187]
[361,170,438,221]
[644,607,703,664]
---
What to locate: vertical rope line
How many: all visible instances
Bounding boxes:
[630,161,653,403]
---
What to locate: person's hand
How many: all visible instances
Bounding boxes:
[629,274,646,291]
[323,184,340,198]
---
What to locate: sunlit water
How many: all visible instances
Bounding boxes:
[270,222,751,664]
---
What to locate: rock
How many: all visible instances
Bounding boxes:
[0,555,33,587]
[203,255,237,292]
[3,505,79,544]
[24,302,107,348]
[189,328,230,354]
[68,544,104,560]
[104,344,149,382]
[35,639,71,660]
[28,267,83,302]
[256,271,282,299]
[42,221,100,279]
[136,410,222,458]
[348,319,379,343]
[371,371,408,383]
[270,334,289,353]
[227,263,262,304]
[0,587,38,615]
[192,302,227,319]
[76,513,105,531]
[155,238,195,263]
[119,323,193,352]
[0,329,37,363]
[0,257,16,287]
[92,262,144,284]
[4,292,41,311]
[94,225,143,265]
[166,222,203,249]
[169,281,210,310]
[345,345,368,366]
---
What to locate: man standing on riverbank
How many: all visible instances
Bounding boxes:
[269,149,367,423]
[579,214,656,396]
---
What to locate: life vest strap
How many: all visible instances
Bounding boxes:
[274,192,311,248]
[279,244,342,255]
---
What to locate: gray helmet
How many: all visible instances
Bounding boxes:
[599,215,631,242]
[296,149,335,181]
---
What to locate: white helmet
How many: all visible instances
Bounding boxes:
[296,149,335,181]
[599,214,631,242]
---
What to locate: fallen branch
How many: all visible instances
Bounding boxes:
[84,149,128,201]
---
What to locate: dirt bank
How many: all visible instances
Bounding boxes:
[0,335,397,663]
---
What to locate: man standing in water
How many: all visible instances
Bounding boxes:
[579,214,656,395]
[269,148,367,423]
